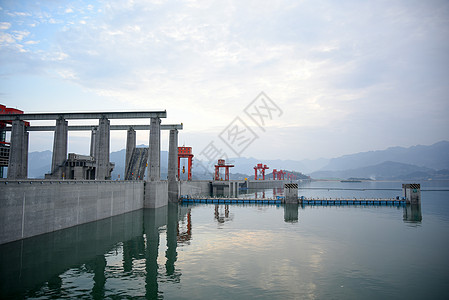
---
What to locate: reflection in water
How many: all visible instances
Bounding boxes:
[166,204,180,281]
[0,197,432,299]
[403,203,423,223]
[177,209,192,245]
[214,205,232,223]
[284,203,299,223]
[0,205,190,299]
[89,255,106,300]
[273,187,283,197]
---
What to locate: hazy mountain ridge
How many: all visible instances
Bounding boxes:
[22,141,449,180]
[321,141,449,171]
[311,161,448,180]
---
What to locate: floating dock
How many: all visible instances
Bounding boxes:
[180,196,406,206]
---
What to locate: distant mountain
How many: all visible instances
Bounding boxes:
[27,150,52,178]
[311,161,449,180]
[22,140,449,181]
[320,141,449,171]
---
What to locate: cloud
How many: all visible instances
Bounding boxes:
[0,22,11,30]
[1,0,448,158]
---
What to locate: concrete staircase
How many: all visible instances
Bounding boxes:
[125,147,149,180]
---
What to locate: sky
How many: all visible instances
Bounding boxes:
[1,0,448,161]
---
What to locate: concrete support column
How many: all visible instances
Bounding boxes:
[148,117,161,181]
[168,129,178,182]
[51,117,68,176]
[284,183,298,203]
[168,129,178,202]
[22,131,29,178]
[95,118,110,180]
[402,183,421,204]
[7,120,26,179]
[90,127,97,158]
[125,127,136,176]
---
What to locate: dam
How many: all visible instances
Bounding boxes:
[0,107,288,245]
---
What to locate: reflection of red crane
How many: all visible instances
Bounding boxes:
[214,159,234,181]
[214,205,230,223]
[177,209,192,244]
[254,163,269,180]
[178,146,193,181]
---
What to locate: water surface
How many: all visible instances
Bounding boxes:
[1,180,448,299]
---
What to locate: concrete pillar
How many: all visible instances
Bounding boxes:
[148,117,161,181]
[22,130,29,178]
[402,183,421,204]
[284,183,298,203]
[168,129,178,182]
[51,118,68,176]
[90,127,97,158]
[125,127,136,176]
[7,120,26,179]
[95,118,110,180]
[168,129,178,202]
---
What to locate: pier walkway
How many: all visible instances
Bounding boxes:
[180,196,406,206]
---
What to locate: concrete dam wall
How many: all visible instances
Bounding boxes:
[0,180,144,245]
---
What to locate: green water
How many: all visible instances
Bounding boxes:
[1,181,448,299]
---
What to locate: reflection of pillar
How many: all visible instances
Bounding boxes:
[145,219,160,299]
[95,118,110,180]
[168,130,178,202]
[123,240,133,273]
[125,127,136,177]
[284,203,299,223]
[166,203,178,276]
[91,255,106,300]
[47,275,62,297]
[403,204,422,223]
[148,117,161,181]
[51,118,68,176]
[7,120,25,179]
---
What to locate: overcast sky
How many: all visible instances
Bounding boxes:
[1,0,448,161]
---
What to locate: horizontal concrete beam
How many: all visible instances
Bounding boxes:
[0,111,167,121]
[2,124,183,131]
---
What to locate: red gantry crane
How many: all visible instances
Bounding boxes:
[178,146,194,181]
[0,104,29,178]
[254,163,269,180]
[214,159,234,181]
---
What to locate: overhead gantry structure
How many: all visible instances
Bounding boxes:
[0,110,182,183]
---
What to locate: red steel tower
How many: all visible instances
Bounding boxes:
[178,146,194,181]
[214,159,234,181]
[273,169,286,180]
[254,163,269,180]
